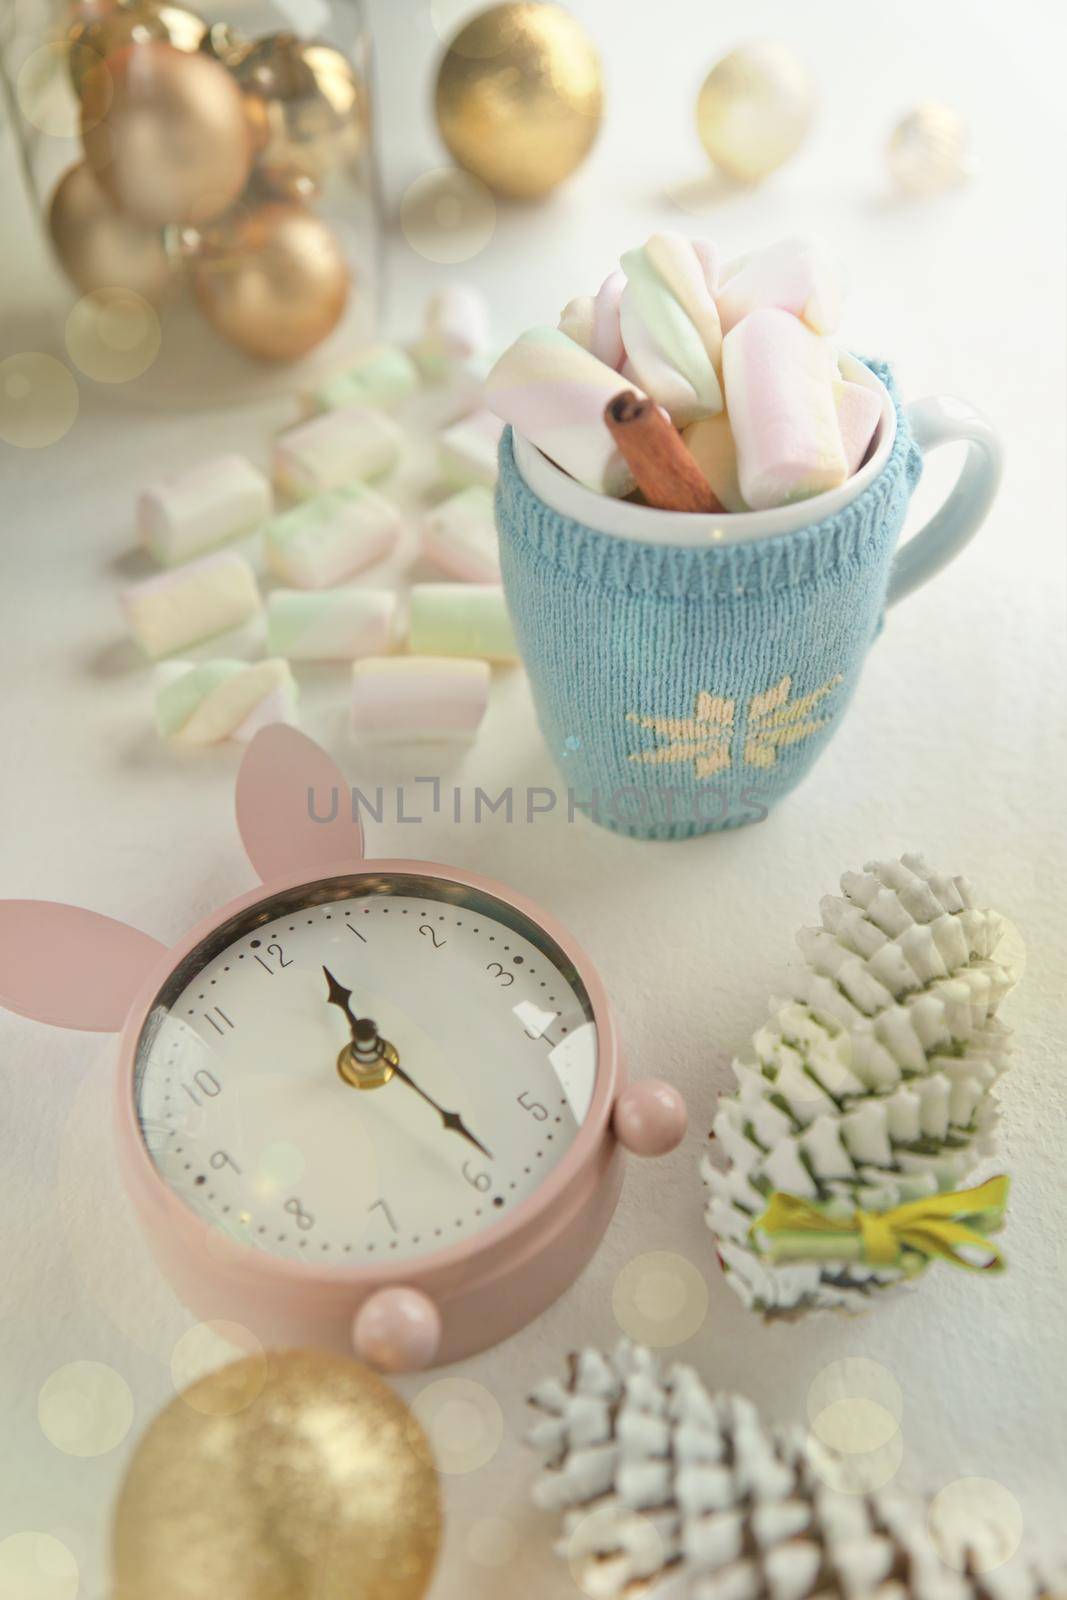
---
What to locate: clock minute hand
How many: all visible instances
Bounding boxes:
[323,965,361,1031]
[388,1059,494,1161]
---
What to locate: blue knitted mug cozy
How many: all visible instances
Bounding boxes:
[495,359,924,840]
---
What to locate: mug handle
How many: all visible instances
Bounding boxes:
[887,396,1003,608]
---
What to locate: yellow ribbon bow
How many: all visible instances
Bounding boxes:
[750,1175,1010,1273]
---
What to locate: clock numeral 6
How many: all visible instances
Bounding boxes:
[517,1090,548,1121]
[486,962,514,986]
[284,1197,315,1231]
[210,1150,241,1174]
[462,1160,492,1192]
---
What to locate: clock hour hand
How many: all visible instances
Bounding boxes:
[322,966,494,1160]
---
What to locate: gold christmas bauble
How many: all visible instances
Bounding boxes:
[887,103,969,194]
[192,200,350,361]
[66,0,206,95]
[81,40,253,227]
[112,1350,441,1600]
[48,159,178,303]
[697,40,815,184]
[234,33,366,201]
[434,2,603,200]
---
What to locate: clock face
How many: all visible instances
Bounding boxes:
[133,873,599,1267]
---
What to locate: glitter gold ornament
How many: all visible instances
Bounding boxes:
[112,1349,441,1600]
[888,104,969,194]
[81,40,253,227]
[234,33,366,201]
[48,160,178,304]
[697,40,815,184]
[192,200,350,362]
[66,0,207,95]
[434,2,603,200]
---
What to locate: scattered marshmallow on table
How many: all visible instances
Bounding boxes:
[717,236,843,336]
[273,405,401,499]
[438,408,504,489]
[836,379,883,474]
[138,454,272,567]
[264,485,400,590]
[121,550,261,659]
[408,583,518,663]
[267,587,398,661]
[619,232,724,425]
[485,328,638,496]
[422,486,500,584]
[558,269,625,370]
[307,342,421,414]
[351,656,491,742]
[412,284,492,378]
[723,307,848,511]
[682,413,747,512]
[155,658,297,744]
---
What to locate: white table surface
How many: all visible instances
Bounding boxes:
[1,1,1066,1595]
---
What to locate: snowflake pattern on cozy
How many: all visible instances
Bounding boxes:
[627,673,843,778]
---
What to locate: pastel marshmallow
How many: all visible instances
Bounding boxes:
[155,658,297,744]
[723,308,848,511]
[438,408,504,489]
[484,328,637,496]
[717,236,843,336]
[681,413,747,512]
[273,405,401,498]
[558,269,625,370]
[836,379,883,474]
[408,583,517,663]
[138,453,272,566]
[121,550,261,659]
[413,284,492,378]
[307,343,421,413]
[264,485,400,590]
[267,587,398,661]
[351,656,490,742]
[619,232,724,425]
[422,486,500,584]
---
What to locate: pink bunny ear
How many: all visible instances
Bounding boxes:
[0,901,166,1032]
[236,724,364,883]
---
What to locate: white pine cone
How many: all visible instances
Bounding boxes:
[529,1343,1056,1600]
[702,856,1021,1315]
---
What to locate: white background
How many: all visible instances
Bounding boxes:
[1,1,1066,1595]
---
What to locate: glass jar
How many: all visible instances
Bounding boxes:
[1,0,382,407]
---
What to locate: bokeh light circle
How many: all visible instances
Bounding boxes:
[171,1320,266,1414]
[0,1532,79,1600]
[401,168,496,264]
[409,1376,503,1474]
[612,1250,708,1347]
[928,1478,1024,1574]
[38,1361,134,1457]
[65,289,162,383]
[0,355,79,448]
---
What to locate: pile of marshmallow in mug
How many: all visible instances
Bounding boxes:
[119,237,874,747]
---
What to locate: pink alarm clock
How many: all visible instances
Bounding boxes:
[0,727,686,1371]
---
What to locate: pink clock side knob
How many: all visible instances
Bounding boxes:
[613,1080,688,1157]
[352,1287,442,1373]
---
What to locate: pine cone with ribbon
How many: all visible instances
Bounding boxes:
[529,1341,1056,1600]
[702,855,1021,1315]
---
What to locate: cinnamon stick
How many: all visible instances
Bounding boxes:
[604,391,723,513]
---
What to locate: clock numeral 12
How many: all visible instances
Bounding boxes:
[252,942,292,974]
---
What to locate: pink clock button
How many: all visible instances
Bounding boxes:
[352,1287,443,1373]
[613,1079,688,1157]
